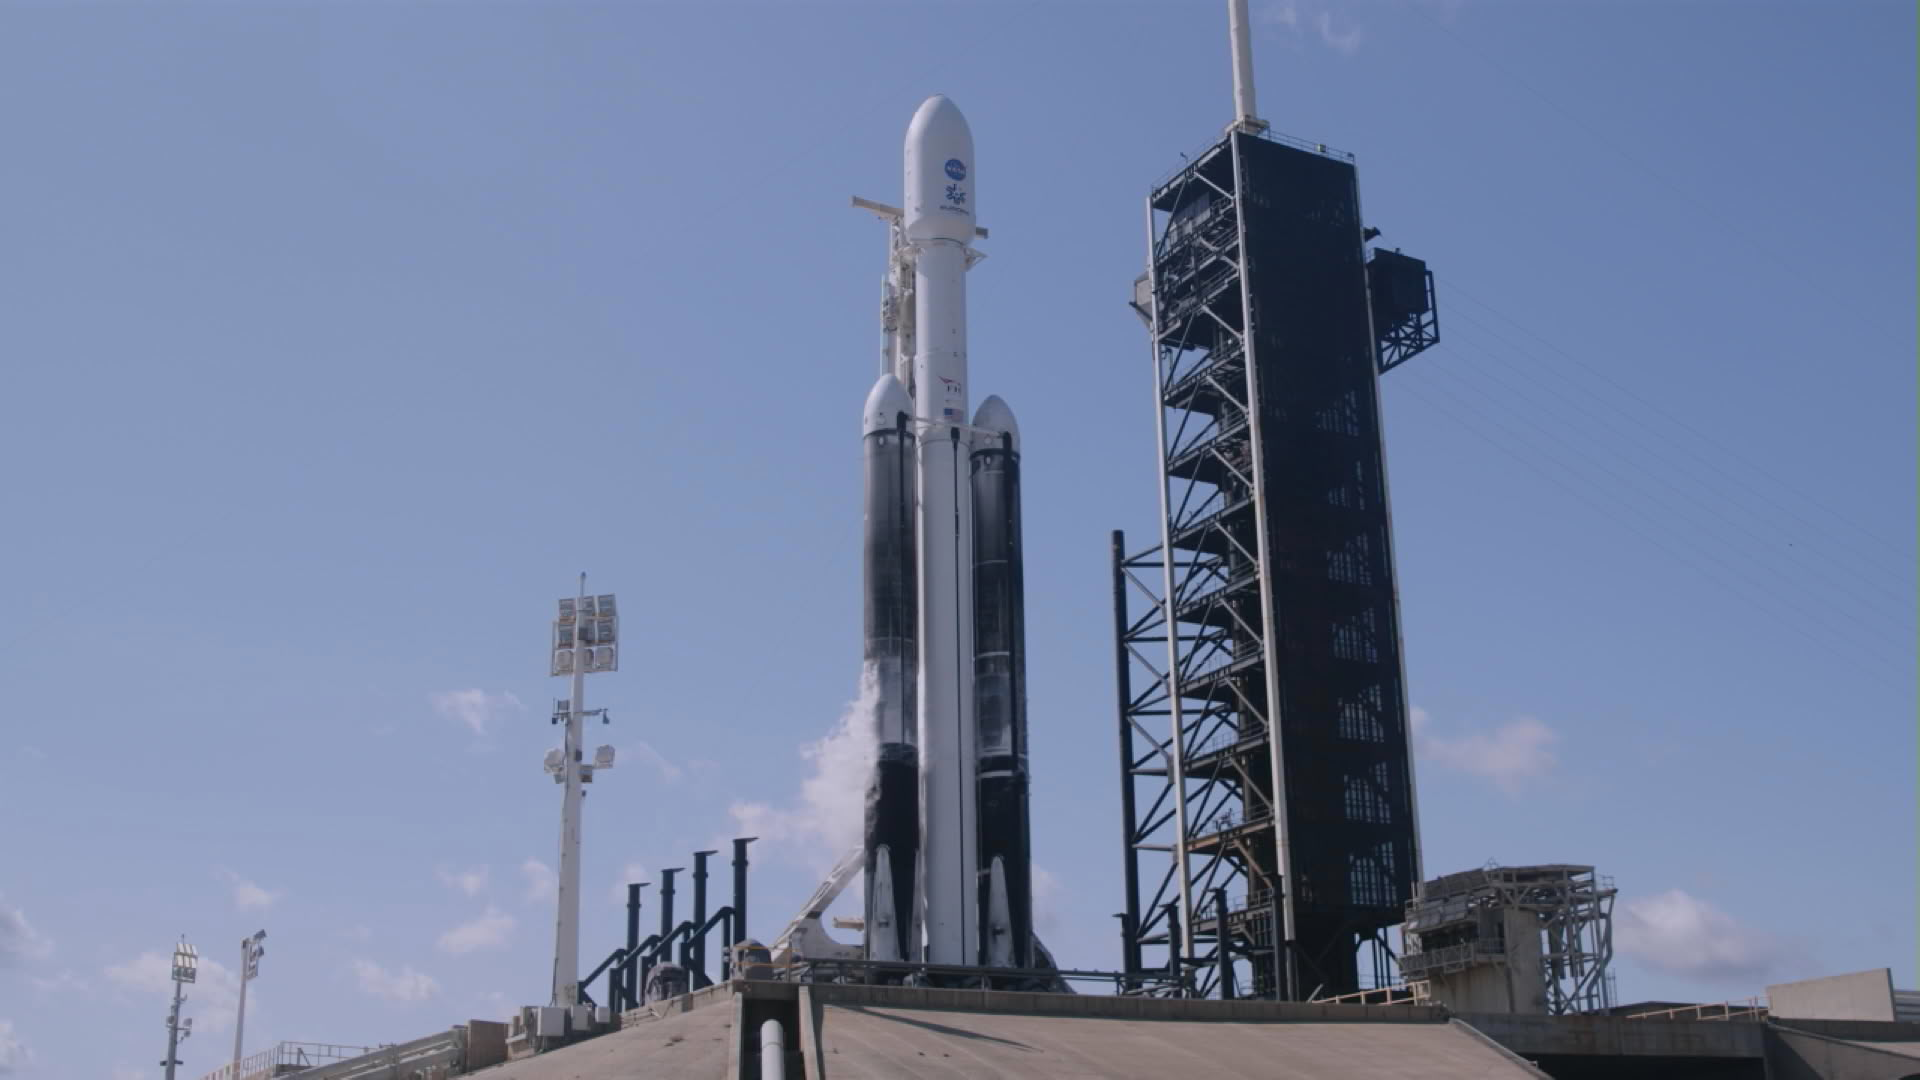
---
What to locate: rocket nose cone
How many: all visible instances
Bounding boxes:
[905,94,975,242]
[864,374,914,436]
[972,395,1019,452]
[909,95,971,145]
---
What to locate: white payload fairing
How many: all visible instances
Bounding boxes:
[859,96,1032,973]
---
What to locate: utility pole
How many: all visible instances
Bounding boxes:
[162,938,197,1080]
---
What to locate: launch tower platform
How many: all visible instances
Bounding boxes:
[1112,125,1438,1002]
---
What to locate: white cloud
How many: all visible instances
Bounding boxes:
[1260,0,1299,28]
[521,858,557,904]
[1411,706,1557,794]
[726,671,877,875]
[436,865,490,897]
[431,689,524,739]
[1257,0,1365,56]
[105,951,241,1034]
[1316,10,1364,55]
[1617,890,1787,984]
[27,970,85,999]
[627,741,682,783]
[342,924,372,942]
[114,1067,148,1080]
[0,897,51,966]
[610,862,648,907]
[438,907,514,954]
[216,867,283,912]
[1411,0,1468,23]
[0,1020,28,1074]
[1031,866,1063,935]
[351,959,440,1003]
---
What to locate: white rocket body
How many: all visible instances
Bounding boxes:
[905,95,978,968]
[861,96,1027,974]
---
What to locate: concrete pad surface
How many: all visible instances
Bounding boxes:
[814,1004,1545,1078]
[466,1003,732,1080]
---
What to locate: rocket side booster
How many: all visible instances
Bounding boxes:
[971,396,1032,970]
[862,374,920,965]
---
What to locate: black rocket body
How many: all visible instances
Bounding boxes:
[862,376,921,964]
[971,395,1032,970]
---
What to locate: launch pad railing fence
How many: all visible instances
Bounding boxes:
[748,956,1188,997]
[1625,999,1770,1023]
[1149,127,1355,193]
[195,1041,377,1080]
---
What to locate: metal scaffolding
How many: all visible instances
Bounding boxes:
[1113,127,1436,1002]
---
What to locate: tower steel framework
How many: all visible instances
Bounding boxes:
[1112,126,1437,1001]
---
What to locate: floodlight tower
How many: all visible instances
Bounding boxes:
[547,573,619,1008]
[161,937,196,1080]
[230,929,266,1073]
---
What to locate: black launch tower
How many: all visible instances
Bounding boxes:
[1111,126,1438,1001]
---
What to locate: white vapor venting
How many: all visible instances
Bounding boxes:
[727,670,880,874]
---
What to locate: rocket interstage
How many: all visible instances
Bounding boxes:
[857,95,1032,974]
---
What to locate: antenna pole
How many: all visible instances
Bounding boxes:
[1228,0,1267,133]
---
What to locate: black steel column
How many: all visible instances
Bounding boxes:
[1165,902,1183,997]
[1215,887,1235,1000]
[623,882,647,1011]
[731,837,755,951]
[1111,530,1143,983]
[717,907,736,981]
[658,868,681,957]
[690,850,716,988]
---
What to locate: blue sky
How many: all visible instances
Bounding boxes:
[0,1,1912,1076]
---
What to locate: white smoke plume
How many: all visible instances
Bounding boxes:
[727,671,879,875]
[1617,889,1792,983]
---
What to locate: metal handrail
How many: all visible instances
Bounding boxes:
[195,1041,378,1080]
[1396,940,1506,977]
[1624,998,1769,1022]
[1150,127,1356,194]
[1312,982,1430,1007]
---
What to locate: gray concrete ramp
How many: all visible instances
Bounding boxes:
[1768,1024,1920,1080]
[813,1003,1545,1078]
[467,997,733,1080]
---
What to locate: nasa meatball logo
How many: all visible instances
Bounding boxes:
[944,158,967,182]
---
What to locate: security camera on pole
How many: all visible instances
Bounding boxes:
[231,929,265,1074]
[547,574,619,1010]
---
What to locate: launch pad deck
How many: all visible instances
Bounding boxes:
[472,979,1551,1079]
